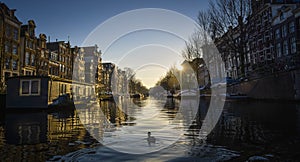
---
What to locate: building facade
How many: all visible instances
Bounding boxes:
[217,0,300,81]
[272,4,300,72]
[36,34,49,76]
[0,2,102,102]
[82,45,101,84]
[101,62,115,94]
[20,20,49,77]
[20,20,37,76]
[47,41,73,80]
[48,50,59,78]
[0,3,22,92]
[71,46,85,83]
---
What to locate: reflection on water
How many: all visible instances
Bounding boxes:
[0,98,299,161]
[5,112,47,145]
[207,101,300,160]
[0,110,97,161]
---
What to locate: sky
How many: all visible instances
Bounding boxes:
[2,0,210,88]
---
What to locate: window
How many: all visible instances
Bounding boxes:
[275,29,281,39]
[41,50,44,58]
[291,37,297,54]
[21,81,29,94]
[20,79,40,96]
[289,21,295,33]
[12,44,17,55]
[25,52,30,65]
[41,42,45,48]
[276,43,282,57]
[13,28,18,40]
[282,25,287,38]
[5,25,10,37]
[29,41,33,49]
[12,60,17,70]
[5,72,10,81]
[44,62,48,70]
[280,12,284,20]
[5,42,10,53]
[29,29,34,37]
[5,58,10,69]
[283,40,289,55]
[31,54,35,66]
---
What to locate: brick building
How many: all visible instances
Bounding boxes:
[0,3,22,91]
[47,41,73,80]
[217,0,300,81]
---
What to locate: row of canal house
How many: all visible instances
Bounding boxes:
[215,0,300,81]
[0,3,102,108]
[176,1,300,99]
[211,0,300,99]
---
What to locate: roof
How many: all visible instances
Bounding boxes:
[82,45,101,56]
[0,3,22,25]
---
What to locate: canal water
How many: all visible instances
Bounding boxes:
[0,98,299,161]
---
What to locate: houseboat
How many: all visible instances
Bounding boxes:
[5,76,95,109]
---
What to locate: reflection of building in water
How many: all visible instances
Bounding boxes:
[164,98,176,109]
[178,98,199,124]
[47,111,86,142]
[99,101,127,127]
[5,112,47,145]
[207,101,299,146]
[0,125,5,146]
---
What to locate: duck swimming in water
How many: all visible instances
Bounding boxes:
[147,132,156,145]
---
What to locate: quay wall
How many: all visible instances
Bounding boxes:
[228,69,300,100]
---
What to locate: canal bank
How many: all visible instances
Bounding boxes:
[227,69,300,101]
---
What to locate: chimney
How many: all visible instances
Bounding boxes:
[10,9,16,17]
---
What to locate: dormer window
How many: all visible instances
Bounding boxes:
[280,12,284,20]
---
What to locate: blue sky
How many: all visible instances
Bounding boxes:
[3,0,209,88]
[3,0,209,46]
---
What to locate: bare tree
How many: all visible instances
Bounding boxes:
[207,0,252,78]
[182,39,195,61]
[182,31,203,61]
[184,0,252,78]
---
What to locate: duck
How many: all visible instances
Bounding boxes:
[147,132,156,144]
